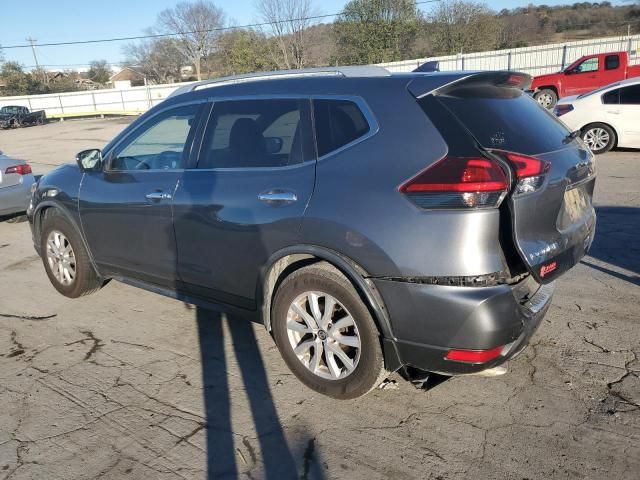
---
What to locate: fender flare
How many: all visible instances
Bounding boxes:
[258,245,402,371]
[33,200,102,275]
[258,244,395,339]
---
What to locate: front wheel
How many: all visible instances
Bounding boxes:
[534,89,558,109]
[40,210,103,298]
[581,123,616,154]
[271,263,387,399]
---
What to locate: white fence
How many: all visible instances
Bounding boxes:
[1,33,639,119]
[0,82,190,119]
[378,34,640,75]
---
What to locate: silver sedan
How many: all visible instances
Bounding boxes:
[0,151,35,219]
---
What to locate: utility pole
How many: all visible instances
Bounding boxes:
[26,37,47,84]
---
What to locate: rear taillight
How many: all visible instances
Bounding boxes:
[399,156,508,209]
[491,151,550,195]
[553,104,574,116]
[5,164,32,175]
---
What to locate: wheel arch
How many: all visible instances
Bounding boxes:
[34,201,102,275]
[259,245,402,371]
[535,85,558,96]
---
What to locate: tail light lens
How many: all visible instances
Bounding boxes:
[492,151,550,195]
[5,164,32,175]
[445,345,504,363]
[399,156,508,209]
[553,104,574,116]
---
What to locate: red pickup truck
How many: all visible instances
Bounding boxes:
[530,51,640,109]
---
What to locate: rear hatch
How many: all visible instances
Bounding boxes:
[410,72,596,283]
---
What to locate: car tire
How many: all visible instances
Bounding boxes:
[271,262,387,400]
[581,123,616,154]
[40,209,103,298]
[534,89,558,109]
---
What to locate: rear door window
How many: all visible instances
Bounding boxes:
[602,88,620,104]
[313,99,370,157]
[605,55,620,70]
[619,85,640,105]
[434,87,570,155]
[198,98,314,169]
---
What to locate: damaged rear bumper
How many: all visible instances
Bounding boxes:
[374,276,554,375]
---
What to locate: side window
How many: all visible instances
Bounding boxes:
[198,98,313,169]
[619,85,640,105]
[605,55,620,70]
[602,88,620,105]
[313,99,370,157]
[110,104,201,171]
[574,57,599,74]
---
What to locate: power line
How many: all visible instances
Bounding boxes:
[17,17,640,69]
[0,0,443,50]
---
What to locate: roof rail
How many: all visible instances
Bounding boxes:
[168,65,391,98]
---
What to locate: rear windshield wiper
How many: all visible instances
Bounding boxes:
[563,130,581,144]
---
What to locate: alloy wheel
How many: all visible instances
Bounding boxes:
[46,230,76,286]
[583,128,610,152]
[286,291,361,380]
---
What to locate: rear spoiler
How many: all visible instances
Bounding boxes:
[408,71,532,98]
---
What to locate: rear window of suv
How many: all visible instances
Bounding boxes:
[434,87,570,155]
[313,99,370,157]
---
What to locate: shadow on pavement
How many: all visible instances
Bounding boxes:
[582,206,640,285]
[196,307,325,479]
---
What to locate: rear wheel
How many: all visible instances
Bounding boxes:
[581,123,615,154]
[271,263,386,399]
[40,210,103,298]
[534,89,558,109]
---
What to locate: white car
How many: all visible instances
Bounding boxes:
[554,78,640,154]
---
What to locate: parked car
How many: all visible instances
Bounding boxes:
[554,78,640,154]
[0,151,35,219]
[28,67,596,399]
[530,51,640,109]
[0,105,47,129]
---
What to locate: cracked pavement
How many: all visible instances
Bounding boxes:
[0,119,639,479]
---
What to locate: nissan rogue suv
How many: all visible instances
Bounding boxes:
[28,67,596,399]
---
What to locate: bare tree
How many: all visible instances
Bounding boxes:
[156,1,225,80]
[255,0,320,69]
[429,0,502,55]
[124,38,186,84]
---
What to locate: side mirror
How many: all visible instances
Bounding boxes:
[76,149,103,172]
[264,137,283,154]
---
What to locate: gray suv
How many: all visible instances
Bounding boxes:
[28,67,596,399]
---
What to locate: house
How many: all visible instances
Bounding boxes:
[109,67,147,89]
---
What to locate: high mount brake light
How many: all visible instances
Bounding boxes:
[491,150,550,195]
[399,156,508,209]
[5,164,32,175]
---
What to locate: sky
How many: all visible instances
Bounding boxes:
[0,0,629,71]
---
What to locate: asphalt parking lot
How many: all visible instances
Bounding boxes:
[0,118,638,479]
